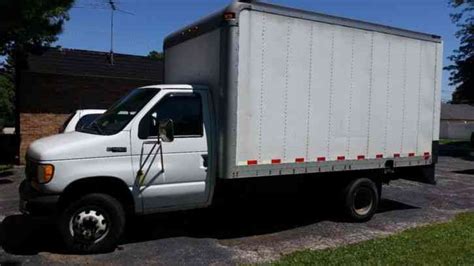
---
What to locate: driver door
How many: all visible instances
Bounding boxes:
[130,90,210,212]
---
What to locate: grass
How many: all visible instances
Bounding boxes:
[439,139,470,145]
[269,213,474,265]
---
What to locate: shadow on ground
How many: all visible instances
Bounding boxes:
[0,171,14,178]
[453,169,474,175]
[439,142,474,161]
[0,177,418,256]
[0,170,14,186]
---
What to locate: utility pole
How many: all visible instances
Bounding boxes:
[108,0,116,64]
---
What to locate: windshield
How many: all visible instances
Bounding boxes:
[79,88,159,135]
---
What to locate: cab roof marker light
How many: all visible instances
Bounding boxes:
[223,12,236,21]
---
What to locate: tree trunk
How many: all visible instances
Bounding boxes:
[13,48,27,165]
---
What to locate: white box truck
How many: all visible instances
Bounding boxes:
[19,0,442,253]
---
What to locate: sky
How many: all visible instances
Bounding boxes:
[41,0,463,102]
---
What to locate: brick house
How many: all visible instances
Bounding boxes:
[17,48,163,163]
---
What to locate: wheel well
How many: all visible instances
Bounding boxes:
[59,176,135,215]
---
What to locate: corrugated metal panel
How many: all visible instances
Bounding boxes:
[236,10,441,167]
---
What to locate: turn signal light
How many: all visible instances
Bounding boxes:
[37,164,54,184]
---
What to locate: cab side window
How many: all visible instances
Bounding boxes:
[139,93,203,139]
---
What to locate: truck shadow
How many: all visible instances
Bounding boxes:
[0,188,418,256]
[439,142,474,162]
[0,215,62,255]
[123,196,417,244]
[453,169,474,175]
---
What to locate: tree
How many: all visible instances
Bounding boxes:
[446,0,473,104]
[0,0,74,135]
[0,75,15,128]
[0,0,74,57]
[147,50,164,60]
[0,56,15,127]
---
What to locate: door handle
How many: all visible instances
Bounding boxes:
[106,147,127,153]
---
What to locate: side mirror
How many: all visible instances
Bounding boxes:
[158,119,174,142]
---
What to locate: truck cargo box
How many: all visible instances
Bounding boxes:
[164,1,442,179]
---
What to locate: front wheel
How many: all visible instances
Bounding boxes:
[342,178,379,222]
[58,193,125,254]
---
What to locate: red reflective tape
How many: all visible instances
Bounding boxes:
[271,159,281,164]
[247,160,258,165]
[357,155,365,160]
[394,153,400,158]
[337,156,345,161]
[376,154,384,159]
[295,158,305,163]
[409,153,415,157]
[317,157,326,162]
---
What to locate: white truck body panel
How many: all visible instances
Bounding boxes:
[236,10,442,166]
[165,30,221,95]
[165,2,442,179]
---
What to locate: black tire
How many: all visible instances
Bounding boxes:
[58,193,125,254]
[342,178,379,222]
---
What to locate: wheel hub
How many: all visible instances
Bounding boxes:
[354,188,373,216]
[70,209,108,242]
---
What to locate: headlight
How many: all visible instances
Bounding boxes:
[36,164,54,184]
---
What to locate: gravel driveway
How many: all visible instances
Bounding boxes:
[1,143,473,265]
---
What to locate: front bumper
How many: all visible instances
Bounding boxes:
[19,180,60,216]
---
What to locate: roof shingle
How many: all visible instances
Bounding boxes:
[26,48,163,81]
[441,104,474,121]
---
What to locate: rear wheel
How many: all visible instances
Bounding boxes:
[58,193,125,254]
[342,178,379,222]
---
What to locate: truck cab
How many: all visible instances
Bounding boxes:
[21,84,214,252]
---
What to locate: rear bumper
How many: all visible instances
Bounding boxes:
[19,181,60,216]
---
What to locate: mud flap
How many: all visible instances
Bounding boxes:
[417,164,436,185]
